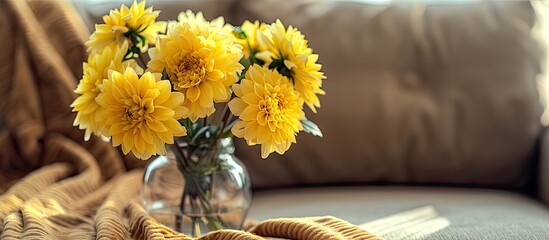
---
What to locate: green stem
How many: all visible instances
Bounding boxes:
[175,179,188,232]
[190,195,201,237]
[195,177,225,230]
[216,101,234,142]
[172,140,189,169]
[215,103,229,128]
[174,140,227,236]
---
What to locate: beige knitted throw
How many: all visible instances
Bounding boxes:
[0,0,382,239]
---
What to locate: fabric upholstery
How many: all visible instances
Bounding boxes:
[539,127,549,205]
[249,186,549,240]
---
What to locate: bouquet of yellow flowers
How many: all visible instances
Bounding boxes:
[71,0,325,236]
[71,1,324,160]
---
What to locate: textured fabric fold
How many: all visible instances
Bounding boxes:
[250,217,383,240]
[0,162,72,219]
[127,201,194,240]
[95,170,143,240]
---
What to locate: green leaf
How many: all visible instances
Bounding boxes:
[138,34,146,47]
[233,26,247,39]
[268,58,283,70]
[221,121,237,138]
[279,66,293,80]
[301,119,323,137]
[191,126,212,143]
[252,56,265,66]
[162,69,170,81]
[239,57,251,71]
[179,119,192,139]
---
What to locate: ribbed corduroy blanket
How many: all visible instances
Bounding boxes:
[0,0,382,239]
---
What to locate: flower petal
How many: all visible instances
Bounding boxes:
[186,86,201,102]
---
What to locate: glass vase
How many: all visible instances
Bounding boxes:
[141,137,252,237]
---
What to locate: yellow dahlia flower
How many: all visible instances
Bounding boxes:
[257,20,326,113]
[71,41,142,141]
[86,0,166,54]
[148,13,243,122]
[234,20,268,58]
[229,65,304,158]
[96,68,188,160]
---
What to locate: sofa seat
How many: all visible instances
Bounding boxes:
[249,187,549,239]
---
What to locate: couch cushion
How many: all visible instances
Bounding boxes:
[233,0,543,189]
[249,187,549,240]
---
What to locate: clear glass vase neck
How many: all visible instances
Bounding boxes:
[169,137,235,174]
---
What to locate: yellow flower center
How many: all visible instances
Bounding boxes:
[260,88,286,124]
[172,52,207,90]
[124,96,154,127]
